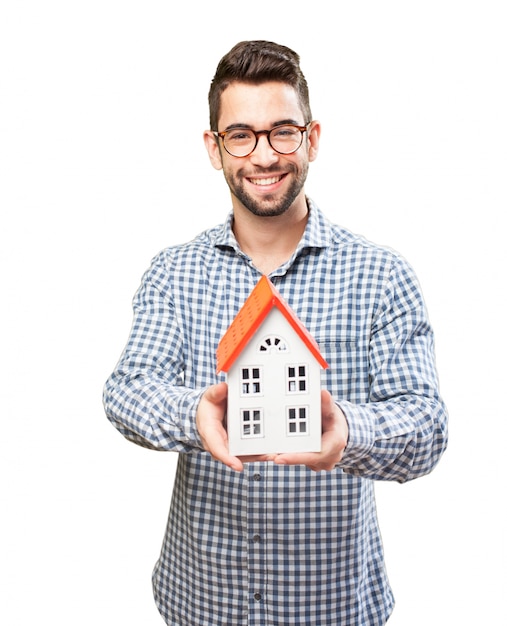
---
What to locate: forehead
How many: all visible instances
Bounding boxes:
[218,81,304,129]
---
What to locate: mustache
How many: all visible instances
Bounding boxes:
[237,163,296,177]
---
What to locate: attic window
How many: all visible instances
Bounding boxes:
[259,335,288,353]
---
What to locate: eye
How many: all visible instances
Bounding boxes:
[271,125,298,138]
[227,130,253,143]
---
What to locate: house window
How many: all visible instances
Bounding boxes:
[241,409,264,439]
[287,364,308,393]
[258,335,288,353]
[241,367,262,395]
[287,406,309,436]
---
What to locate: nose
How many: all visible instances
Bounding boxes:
[249,133,279,167]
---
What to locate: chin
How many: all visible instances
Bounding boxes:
[237,191,300,218]
[246,204,290,218]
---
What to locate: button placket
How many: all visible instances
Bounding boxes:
[247,464,267,620]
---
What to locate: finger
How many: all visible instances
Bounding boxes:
[238,454,275,464]
[273,452,318,467]
[208,437,244,472]
[320,389,336,419]
[203,424,244,472]
[205,381,228,404]
[220,455,244,472]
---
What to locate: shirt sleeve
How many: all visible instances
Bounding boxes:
[103,252,205,452]
[337,255,449,483]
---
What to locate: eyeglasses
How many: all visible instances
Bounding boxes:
[214,123,311,158]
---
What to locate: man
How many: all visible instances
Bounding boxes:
[104,40,448,626]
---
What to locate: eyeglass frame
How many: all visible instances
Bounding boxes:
[212,122,313,158]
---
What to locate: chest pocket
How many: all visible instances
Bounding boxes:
[316,337,369,403]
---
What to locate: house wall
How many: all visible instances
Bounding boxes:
[227,309,322,456]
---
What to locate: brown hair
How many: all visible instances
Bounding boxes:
[208,40,312,131]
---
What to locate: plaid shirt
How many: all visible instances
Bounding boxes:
[104,199,448,625]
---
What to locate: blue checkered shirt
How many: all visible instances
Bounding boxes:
[103,199,448,625]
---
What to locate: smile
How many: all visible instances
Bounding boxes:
[248,175,284,186]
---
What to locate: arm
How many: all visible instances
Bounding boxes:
[338,256,448,482]
[103,255,205,452]
[276,256,448,482]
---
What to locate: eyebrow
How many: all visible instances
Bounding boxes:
[223,119,303,132]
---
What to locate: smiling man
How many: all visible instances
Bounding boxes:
[204,79,319,275]
[104,41,448,625]
[205,81,315,219]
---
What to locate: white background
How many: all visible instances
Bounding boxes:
[1,1,505,624]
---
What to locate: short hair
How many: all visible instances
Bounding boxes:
[208,40,312,131]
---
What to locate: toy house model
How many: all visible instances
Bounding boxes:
[216,276,328,456]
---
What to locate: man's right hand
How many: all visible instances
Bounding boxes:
[197,382,248,471]
[196,383,272,472]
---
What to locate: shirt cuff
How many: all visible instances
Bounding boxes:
[335,400,375,467]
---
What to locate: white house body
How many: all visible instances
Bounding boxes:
[227,308,322,456]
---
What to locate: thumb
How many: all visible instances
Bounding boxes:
[321,389,335,418]
[205,381,228,404]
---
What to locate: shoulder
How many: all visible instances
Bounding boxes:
[326,216,410,272]
[309,199,404,262]
[151,221,226,269]
[135,220,230,298]
[311,202,420,294]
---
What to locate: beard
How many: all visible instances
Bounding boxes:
[222,161,309,218]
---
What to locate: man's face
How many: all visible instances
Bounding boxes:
[205,81,319,218]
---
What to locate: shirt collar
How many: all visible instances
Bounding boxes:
[212,197,332,253]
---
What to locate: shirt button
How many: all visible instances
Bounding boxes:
[254,592,262,601]
[252,534,261,543]
[253,473,261,481]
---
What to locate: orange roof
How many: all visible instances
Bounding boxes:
[216,275,329,373]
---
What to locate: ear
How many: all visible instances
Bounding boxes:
[203,131,224,171]
[307,120,321,162]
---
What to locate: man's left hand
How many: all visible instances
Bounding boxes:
[273,390,349,472]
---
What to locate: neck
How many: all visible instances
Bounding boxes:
[232,197,309,275]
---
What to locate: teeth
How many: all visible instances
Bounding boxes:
[250,176,281,186]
